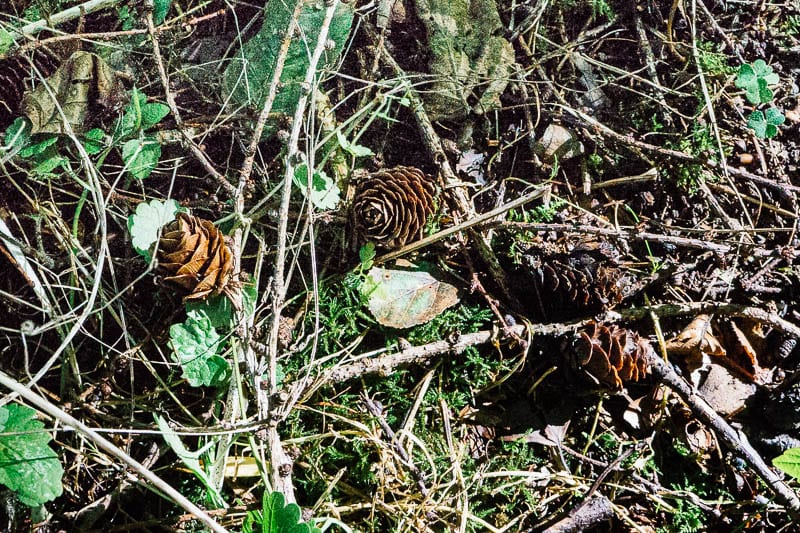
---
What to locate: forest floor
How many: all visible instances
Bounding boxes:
[2,0,800,531]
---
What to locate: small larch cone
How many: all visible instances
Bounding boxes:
[352,166,437,249]
[158,213,233,301]
[574,322,651,390]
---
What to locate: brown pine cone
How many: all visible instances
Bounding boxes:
[351,166,437,249]
[158,213,233,301]
[574,322,651,389]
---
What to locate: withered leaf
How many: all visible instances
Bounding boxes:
[665,314,726,359]
[22,51,123,134]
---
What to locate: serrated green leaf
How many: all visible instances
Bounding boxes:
[139,103,169,130]
[31,154,66,175]
[186,282,258,329]
[223,1,354,136]
[122,136,161,179]
[4,117,30,152]
[18,134,58,158]
[362,267,461,329]
[82,128,106,154]
[245,491,322,533]
[0,404,63,506]
[293,164,341,210]
[169,310,229,387]
[153,0,171,25]
[774,447,800,480]
[127,198,180,259]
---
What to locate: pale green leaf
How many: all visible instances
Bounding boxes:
[0,404,63,506]
[122,137,161,180]
[774,447,800,480]
[139,103,170,130]
[244,491,322,533]
[362,267,461,329]
[127,198,180,259]
[293,164,340,210]
[169,310,229,387]
[3,117,30,152]
[223,1,354,136]
[82,128,107,155]
[0,28,14,56]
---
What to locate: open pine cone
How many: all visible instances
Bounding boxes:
[158,213,233,301]
[351,166,437,249]
[574,322,651,389]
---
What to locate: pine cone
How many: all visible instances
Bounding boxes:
[574,322,651,389]
[525,248,627,319]
[158,213,233,301]
[351,166,437,249]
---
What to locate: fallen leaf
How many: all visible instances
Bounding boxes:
[363,266,460,329]
[665,314,726,359]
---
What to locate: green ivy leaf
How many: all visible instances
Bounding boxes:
[0,404,64,507]
[774,447,800,480]
[293,164,341,210]
[244,491,322,533]
[169,310,230,387]
[127,198,180,260]
[122,136,161,179]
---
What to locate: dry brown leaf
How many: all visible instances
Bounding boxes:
[665,314,726,359]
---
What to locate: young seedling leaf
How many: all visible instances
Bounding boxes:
[774,447,800,480]
[0,404,64,507]
[736,60,780,105]
[362,267,461,329]
[336,130,374,158]
[752,59,780,85]
[169,310,230,387]
[244,491,322,533]
[293,164,341,210]
[154,414,225,508]
[127,198,180,260]
[747,108,784,139]
[122,136,161,180]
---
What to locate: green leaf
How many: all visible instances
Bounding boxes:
[82,128,107,155]
[0,28,14,55]
[18,134,58,158]
[153,0,171,25]
[169,310,230,387]
[245,491,322,533]
[31,154,67,175]
[185,282,258,330]
[335,130,374,158]
[153,414,225,508]
[359,242,376,269]
[362,266,461,329]
[293,164,341,210]
[774,447,800,480]
[4,117,30,152]
[122,136,161,179]
[115,89,147,139]
[747,108,784,139]
[223,1,354,136]
[139,103,170,130]
[736,60,780,104]
[127,198,180,259]
[0,404,63,506]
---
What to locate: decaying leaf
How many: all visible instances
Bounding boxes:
[22,51,124,134]
[665,314,726,360]
[697,364,756,417]
[363,266,460,328]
